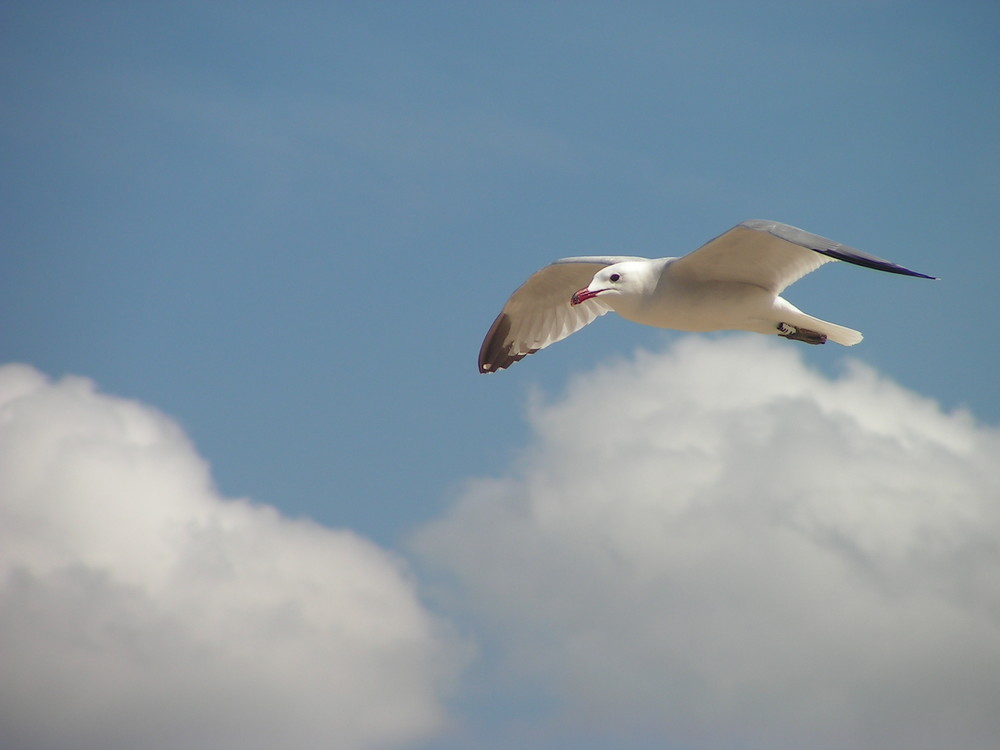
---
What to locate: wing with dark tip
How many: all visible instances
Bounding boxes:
[668,219,937,294]
[478,256,646,373]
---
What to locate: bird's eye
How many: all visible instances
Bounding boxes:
[610,273,621,282]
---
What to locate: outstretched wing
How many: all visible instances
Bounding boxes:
[668,219,936,294]
[479,256,647,373]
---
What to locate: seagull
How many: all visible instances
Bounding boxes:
[479,219,936,373]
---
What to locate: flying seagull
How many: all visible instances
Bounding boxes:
[479,219,936,373]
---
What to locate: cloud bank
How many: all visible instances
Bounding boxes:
[415,336,1000,750]
[4,339,998,750]
[0,364,457,750]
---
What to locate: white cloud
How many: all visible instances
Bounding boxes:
[414,336,1000,750]
[0,364,459,750]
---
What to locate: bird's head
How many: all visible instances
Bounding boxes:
[571,262,646,306]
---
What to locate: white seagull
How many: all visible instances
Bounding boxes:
[479,219,936,373]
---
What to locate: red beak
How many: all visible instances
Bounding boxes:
[571,287,601,305]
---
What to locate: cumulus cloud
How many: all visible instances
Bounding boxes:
[414,336,1000,750]
[0,364,459,750]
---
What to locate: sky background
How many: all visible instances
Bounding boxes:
[2,2,999,749]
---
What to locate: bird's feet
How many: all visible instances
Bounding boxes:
[777,322,827,345]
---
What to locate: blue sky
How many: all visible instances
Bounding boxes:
[2,3,999,749]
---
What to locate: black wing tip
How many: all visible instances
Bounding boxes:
[478,311,542,373]
[479,354,521,373]
[742,219,938,281]
[822,248,938,280]
[479,350,531,373]
[478,312,519,374]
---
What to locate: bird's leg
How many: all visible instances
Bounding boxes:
[776,322,827,345]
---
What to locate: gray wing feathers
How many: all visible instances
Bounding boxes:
[742,220,937,280]
[479,258,635,372]
[668,223,833,293]
[553,255,650,266]
[669,219,936,293]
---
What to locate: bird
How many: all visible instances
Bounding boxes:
[478,219,936,373]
